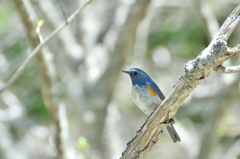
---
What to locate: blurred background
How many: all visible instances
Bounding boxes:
[0,0,240,159]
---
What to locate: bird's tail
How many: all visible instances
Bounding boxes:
[166,123,181,143]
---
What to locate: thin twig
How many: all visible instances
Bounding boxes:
[55,0,68,22]
[213,44,240,73]
[227,44,240,54]
[36,22,44,42]
[0,0,92,94]
[214,65,240,73]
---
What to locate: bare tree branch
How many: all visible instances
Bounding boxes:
[121,4,240,159]
[214,64,240,73]
[0,0,92,94]
[212,5,240,42]
[213,44,240,73]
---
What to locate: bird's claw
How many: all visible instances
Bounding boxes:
[147,112,154,119]
[161,116,175,124]
[136,117,149,134]
[136,123,145,134]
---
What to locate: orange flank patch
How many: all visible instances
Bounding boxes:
[146,82,158,96]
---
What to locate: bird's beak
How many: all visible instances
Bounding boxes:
[122,70,129,74]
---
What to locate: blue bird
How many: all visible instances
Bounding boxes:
[122,68,181,143]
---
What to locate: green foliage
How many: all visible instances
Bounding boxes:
[148,24,208,58]
[12,61,51,123]
[5,42,27,59]
[27,93,50,123]
[36,19,44,26]
[76,137,89,149]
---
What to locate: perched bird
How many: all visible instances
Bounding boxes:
[122,68,181,143]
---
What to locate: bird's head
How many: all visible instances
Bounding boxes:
[122,68,151,86]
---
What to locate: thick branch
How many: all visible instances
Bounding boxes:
[121,4,240,159]
[0,0,92,94]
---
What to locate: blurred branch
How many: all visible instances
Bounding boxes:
[84,0,151,158]
[58,103,75,159]
[197,82,238,159]
[121,4,240,159]
[11,0,63,158]
[0,86,25,121]
[38,0,84,60]
[0,0,92,94]
[197,0,220,41]
[0,123,27,159]
[96,0,116,43]
[226,139,240,157]
[55,0,68,21]
[133,3,158,65]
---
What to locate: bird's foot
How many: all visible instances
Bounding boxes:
[136,116,150,134]
[136,112,156,134]
[161,116,175,124]
[136,121,146,134]
[147,112,154,119]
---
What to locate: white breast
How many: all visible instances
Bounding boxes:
[131,85,161,115]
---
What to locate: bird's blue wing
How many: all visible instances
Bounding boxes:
[147,81,165,101]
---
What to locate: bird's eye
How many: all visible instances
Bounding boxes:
[134,72,138,75]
